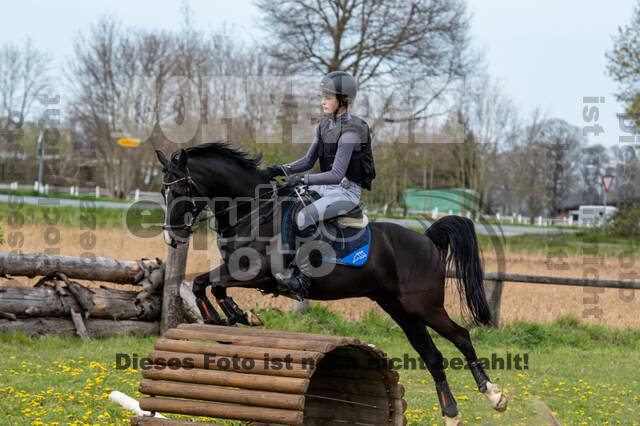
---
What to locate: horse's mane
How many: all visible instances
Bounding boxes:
[181,141,263,173]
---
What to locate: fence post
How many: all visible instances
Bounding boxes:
[162,242,189,333]
[292,299,310,315]
[483,280,503,327]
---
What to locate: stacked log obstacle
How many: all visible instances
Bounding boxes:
[0,252,165,338]
[132,324,407,426]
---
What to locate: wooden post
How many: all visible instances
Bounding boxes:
[162,243,189,333]
[483,280,503,327]
[292,299,310,315]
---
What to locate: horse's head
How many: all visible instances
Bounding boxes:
[157,142,275,246]
[156,148,198,248]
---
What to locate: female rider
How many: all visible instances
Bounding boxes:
[265,70,375,299]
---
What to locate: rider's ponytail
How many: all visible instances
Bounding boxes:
[333,94,350,120]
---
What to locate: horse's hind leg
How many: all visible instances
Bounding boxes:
[376,297,463,426]
[421,306,508,412]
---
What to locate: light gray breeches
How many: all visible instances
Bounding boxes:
[295,182,362,231]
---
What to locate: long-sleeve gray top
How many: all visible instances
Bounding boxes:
[285,113,361,185]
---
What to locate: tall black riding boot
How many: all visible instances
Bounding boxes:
[276,260,311,301]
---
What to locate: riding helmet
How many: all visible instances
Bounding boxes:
[320,71,357,100]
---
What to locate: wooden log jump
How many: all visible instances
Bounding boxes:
[0,285,161,320]
[0,252,166,338]
[132,324,407,426]
[0,252,162,284]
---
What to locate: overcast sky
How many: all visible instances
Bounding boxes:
[0,0,635,147]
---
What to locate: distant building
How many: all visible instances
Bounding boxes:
[404,188,478,215]
[577,205,617,227]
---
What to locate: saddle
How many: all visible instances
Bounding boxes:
[282,189,371,267]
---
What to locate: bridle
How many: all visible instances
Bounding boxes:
[161,163,284,236]
[161,164,202,234]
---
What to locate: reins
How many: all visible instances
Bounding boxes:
[162,163,288,236]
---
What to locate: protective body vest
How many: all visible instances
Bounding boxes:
[317,114,376,190]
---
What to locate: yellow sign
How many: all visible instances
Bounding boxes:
[117,138,141,147]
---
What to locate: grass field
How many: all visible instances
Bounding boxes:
[1,307,639,425]
[0,200,165,230]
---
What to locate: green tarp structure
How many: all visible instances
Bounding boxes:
[404,188,478,214]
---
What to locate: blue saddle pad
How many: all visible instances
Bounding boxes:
[282,203,371,267]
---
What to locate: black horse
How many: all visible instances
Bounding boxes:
[156,142,508,425]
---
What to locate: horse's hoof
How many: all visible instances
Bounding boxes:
[444,414,463,426]
[494,393,508,412]
[246,309,264,326]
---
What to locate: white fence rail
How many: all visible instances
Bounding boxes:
[0,182,162,203]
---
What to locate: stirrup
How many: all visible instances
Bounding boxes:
[275,267,310,301]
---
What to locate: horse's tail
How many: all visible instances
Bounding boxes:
[425,215,491,325]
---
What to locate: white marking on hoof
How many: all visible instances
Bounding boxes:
[444,413,463,426]
[484,381,508,412]
[246,309,264,326]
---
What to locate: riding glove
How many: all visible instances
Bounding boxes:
[284,175,304,187]
[265,164,286,180]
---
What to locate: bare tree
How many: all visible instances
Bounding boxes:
[456,76,519,213]
[0,38,52,130]
[255,0,476,80]
[502,109,548,218]
[0,38,52,182]
[493,112,586,218]
[67,16,177,197]
[254,0,480,125]
[580,144,609,205]
[539,119,584,215]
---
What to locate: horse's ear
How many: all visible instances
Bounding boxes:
[156,150,168,166]
[177,149,188,168]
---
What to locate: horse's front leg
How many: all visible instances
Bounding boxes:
[212,280,266,326]
[193,269,230,326]
[209,259,270,326]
